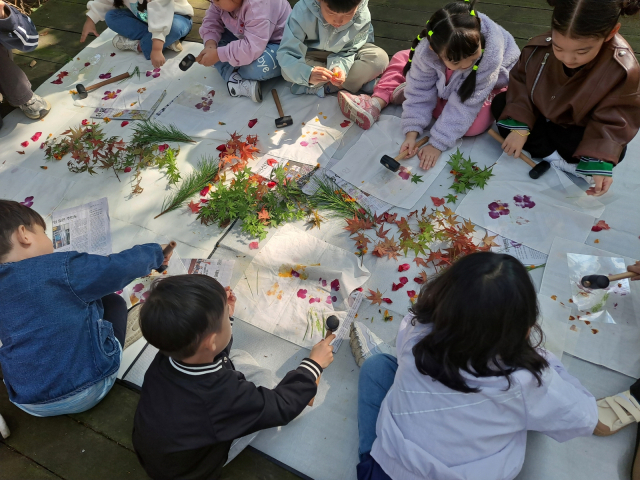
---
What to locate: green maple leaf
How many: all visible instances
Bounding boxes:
[411,174,424,184]
[445,194,458,204]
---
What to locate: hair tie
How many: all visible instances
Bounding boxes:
[428,30,434,37]
[470,9,476,15]
[408,58,412,62]
[473,65,479,71]
[417,34,422,41]
[410,47,415,52]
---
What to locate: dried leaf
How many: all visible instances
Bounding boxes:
[431,196,445,207]
[366,288,385,306]
[188,200,201,214]
[591,220,610,232]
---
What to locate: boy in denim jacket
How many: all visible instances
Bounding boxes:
[0,200,169,416]
[277,0,388,98]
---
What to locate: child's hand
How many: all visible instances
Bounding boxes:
[502,131,527,159]
[400,132,419,158]
[225,287,236,317]
[627,261,640,281]
[309,334,335,369]
[195,45,219,67]
[586,175,613,197]
[418,144,442,170]
[309,66,333,85]
[80,17,99,43]
[151,50,165,69]
[330,67,345,87]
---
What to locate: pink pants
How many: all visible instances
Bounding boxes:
[373,50,506,138]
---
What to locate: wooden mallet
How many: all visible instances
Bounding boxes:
[487,129,550,179]
[156,241,177,273]
[380,136,430,172]
[308,315,340,407]
[581,271,636,289]
[272,89,293,128]
[76,72,131,100]
[179,54,196,71]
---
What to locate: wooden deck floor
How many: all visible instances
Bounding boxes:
[2,0,640,478]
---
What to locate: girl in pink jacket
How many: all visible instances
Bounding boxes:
[197,0,291,103]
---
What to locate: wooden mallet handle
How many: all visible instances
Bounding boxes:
[395,136,430,161]
[156,241,177,273]
[610,271,636,282]
[86,72,131,93]
[487,128,537,168]
[271,89,285,118]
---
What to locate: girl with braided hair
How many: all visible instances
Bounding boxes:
[338,1,519,170]
[82,0,193,68]
[493,0,640,197]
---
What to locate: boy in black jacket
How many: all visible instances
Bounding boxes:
[0,0,51,122]
[133,274,335,480]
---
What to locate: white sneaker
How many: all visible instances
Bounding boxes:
[227,72,262,103]
[166,40,183,52]
[19,94,51,120]
[349,321,396,367]
[112,35,140,52]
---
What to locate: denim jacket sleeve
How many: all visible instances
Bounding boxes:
[66,243,164,303]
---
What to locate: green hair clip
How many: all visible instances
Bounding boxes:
[410,47,415,52]
[417,34,422,41]
[473,65,479,71]
[428,30,434,37]
[408,58,412,62]
[470,9,476,15]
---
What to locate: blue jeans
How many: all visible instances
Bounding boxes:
[358,354,398,459]
[214,30,281,82]
[12,350,121,417]
[105,9,193,60]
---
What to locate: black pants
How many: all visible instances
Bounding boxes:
[101,293,128,347]
[490,91,626,164]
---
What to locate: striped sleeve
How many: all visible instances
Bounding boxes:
[497,118,530,132]
[298,358,323,380]
[0,6,38,52]
[576,157,614,177]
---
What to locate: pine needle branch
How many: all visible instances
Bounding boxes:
[131,121,195,146]
[155,155,220,218]
[308,176,371,220]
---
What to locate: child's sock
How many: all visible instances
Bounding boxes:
[112,35,141,53]
[349,321,396,367]
[290,84,325,98]
[337,92,381,131]
[227,71,262,103]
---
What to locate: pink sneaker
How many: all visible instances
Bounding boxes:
[338,91,380,130]
[391,83,406,105]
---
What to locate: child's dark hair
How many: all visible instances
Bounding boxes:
[409,252,549,393]
[404,0,484,103]
[322,0,362,14]
[140,275,228,360]
[0,200,46,261]
[547,0,640,38]
[114,0,147,13]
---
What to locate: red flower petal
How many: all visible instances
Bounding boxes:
[121,121,129,127]
[249,241,259,250]
[123,166,132,173]
[413,277,424,284]
[31,132,42,142]
[407,290,416,298]
[431,196,445,207]
[382,298,393,304]
[200,185,210,196]
[248,118,258,128]
[399,277,408,285]
[398,264,410,272]
[267,181,277,188]
[392,282,404,291]
[591,220,610,232]
[267,158,278,167]
[216,144,227,152]
[20,141,29,148]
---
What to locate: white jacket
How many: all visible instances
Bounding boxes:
[371,315,598,480]
[86,0,193,42]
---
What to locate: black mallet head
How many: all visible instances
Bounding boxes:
[76,84,88,100]
[179,54,196,72]
[529,160,551,179]
[581,274,610,289]
[326,315,340,333]
[380,154,401,172]
[275,115,293,128]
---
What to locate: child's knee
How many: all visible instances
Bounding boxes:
[361,45,390,73]
[360,353,397,381]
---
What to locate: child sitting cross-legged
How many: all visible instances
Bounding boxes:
[0,200,170,417]
[132,275,335,480]
[354,252,604,480]
[277,0,389,98]
[197,0,292,103]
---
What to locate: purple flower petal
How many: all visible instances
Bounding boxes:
[132,283,145,293]
[330,279,340,291]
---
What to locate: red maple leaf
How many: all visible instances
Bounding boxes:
[431,196,445,207]
[413,257,427,267]
[376,224,390,238]
[267,158,278,167]
[188,200,200,214]
[257,208,270,223]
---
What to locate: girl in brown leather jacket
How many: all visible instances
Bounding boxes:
[491,0,640,196]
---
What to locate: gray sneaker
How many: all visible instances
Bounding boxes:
[391,82,406,105]
[349,321,396,367]
[290,83,325,98]
[227,72,262,102]
[19,94,51,120]
[113,35,140,52]
[166,40,183,52]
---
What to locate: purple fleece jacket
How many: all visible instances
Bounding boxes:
[199,0,291,67]
[402,13,520,152]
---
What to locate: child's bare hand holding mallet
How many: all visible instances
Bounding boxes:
[225,287,236,317]
[309,333,335,370]
[196,40,219,67]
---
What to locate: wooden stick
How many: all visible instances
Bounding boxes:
[86,72,131,93]
[271,89,285,118]
[162,241,177,256]
[487,128,537,169]
[395,136,430,161]
[609,271,636,282]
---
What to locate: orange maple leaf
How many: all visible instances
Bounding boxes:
[257,208,270,224]
[413,257,427,268]
[188,200,200,214]
[366,288,385,306]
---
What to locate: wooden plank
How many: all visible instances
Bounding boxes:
[0,388,148,480]
[13,54,64,91]
[0,444,62,480]
[30,0,105,34]
[15,28,85,65]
